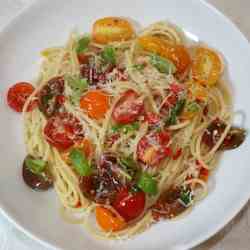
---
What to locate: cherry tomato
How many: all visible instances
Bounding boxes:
[93,17,135,44]
[38,76,65,117]
[144,112,161,126]
[192,47,223,86]
[138,36,191,74]
[7,82,37,112]
[113,188,146,222]
[44,112,84,151]
[80,90,109,119]
[112,90,144,124]
[137,130,171,166]
[96,206,126,232]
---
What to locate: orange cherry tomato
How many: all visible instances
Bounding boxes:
[92,17,135,44]
[80,90,109,119]
[138,35,191,74]
[96,206,126,232]
[199,167,209,182]
[192,47,223,86]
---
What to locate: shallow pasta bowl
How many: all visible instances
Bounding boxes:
[0,0,250,249]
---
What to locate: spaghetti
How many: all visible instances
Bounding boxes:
[6,17,246,239]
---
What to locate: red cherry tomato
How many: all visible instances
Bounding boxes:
[137,130,171,166]
[113,188,145,222]
[44,112,84,151]
[112,90,144,124]
[7,82,37,112]
[144,112,160,126]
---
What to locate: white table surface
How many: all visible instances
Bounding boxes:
[0,0,250,249]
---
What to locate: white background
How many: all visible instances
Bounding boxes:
[0,0,250,249]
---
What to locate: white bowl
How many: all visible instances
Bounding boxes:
[0,0,250,249]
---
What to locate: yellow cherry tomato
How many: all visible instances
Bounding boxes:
[138,35,191,74]
[96,206,126,232]
[192,47,223,86]
[92,17,135,44]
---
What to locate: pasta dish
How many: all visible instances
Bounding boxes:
[6,17,246,239]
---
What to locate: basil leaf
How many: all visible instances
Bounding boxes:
[101,46,116,65]
[150,54,176,74]
[119,156,139,180]
[132,64,145,71]
[165,99,186,126]
[111,122,139,134]
[66,76,88,92]
[25,156,46,175]
[76,36,90,54]
[69,149,92,176]
[137,172,158,195]
[186,101,200,112]
[179,189,193,207]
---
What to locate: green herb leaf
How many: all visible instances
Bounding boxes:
[165,99,186,126]
[111,122,139,134]
[101,46,116,65]
[76,36,90,54]
[179,188,193,207]
[119,156,138,180]
[150,54,176,74]
[66,76,88,92]
[137,172,158,195]
[186,101,200,113]
[25,156,46,175]
[132,64,145,71]
[69,149,92,176]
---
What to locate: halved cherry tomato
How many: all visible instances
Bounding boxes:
[192,47,223,86]
[138,36,191,74]
[38,76,65,117]
[7,82,37,112]
[96,206,126,232]
[44,112,84,151]
[112,89,144,124]
[80,90,109,119]
[113,188,145,222]
[144,112,161,125]
[137,130,171,166]
[93,17,135,44]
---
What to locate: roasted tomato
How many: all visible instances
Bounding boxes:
[202,118,246,150]
[38,76,65,117]
[192,47,223,86]
[96,206,126,232]
[92,17,135,44]
[113,188,146,222]
[79,154,123,204]
[137,130,172,166]
[112,89,144,124]
[80,90,110,120]
[138,35,191,74]
[7,82,37,112]
[44,112,84,151]
[151,187,186,220]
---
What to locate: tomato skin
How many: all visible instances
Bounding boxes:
[93,17,135,44]
[38,76,65,118]
[96,206,126,232]
[113,188,146,222]
[144,112,160,126]
[192,47,223,86]
[44,113,84,151]
[80,90,109,119]
[138,36,191,74]
[137,130,171,166]
[7,82,36,112]
[112,90,144,124]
